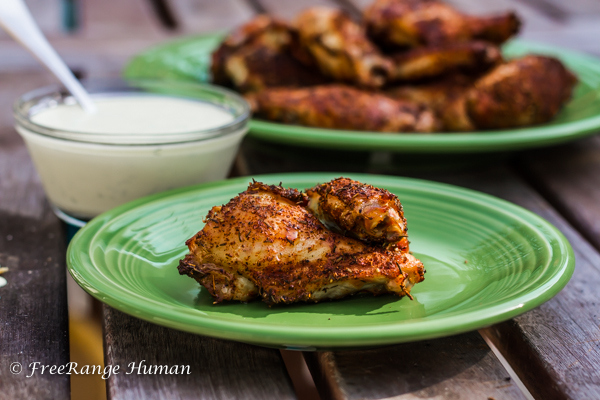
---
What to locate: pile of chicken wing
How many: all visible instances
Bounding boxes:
[211,0,577,132]
[178,178,425,305]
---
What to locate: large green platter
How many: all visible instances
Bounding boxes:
[124,35,600,153]
[67,173,574,349]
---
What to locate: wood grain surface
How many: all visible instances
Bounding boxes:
[0,210,70,400]
[0,74,70,400]
[2,0,600,399]
[519,136,600,251]
[305,332,526,400]
[420,165,600,399]
[103,307,296,400]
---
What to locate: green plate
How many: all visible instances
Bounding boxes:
[67,173,574,349]
[124,35,600,153]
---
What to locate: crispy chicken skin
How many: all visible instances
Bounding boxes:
[294,7,392,88]
[386,73,475,108]
[306,178,409,250]
[246,84,440,132]
[364,0,520,48]
[211,15,329,92]
[465,55,578,129]
[178,182,425,305]
[388,55,577,130]
[389,41,502,81]
[386,73,477,130]
[211,15,282,86]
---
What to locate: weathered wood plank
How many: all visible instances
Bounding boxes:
[415,164,600,400]
[257,0,341,20]
[540,0,600,16]
[0,0,62,40]
[0,72,57,218]
[77,0,167,40]
[0,210,70,400]
[0,0,174,76]
[0,37,172,77]
[168,0,255,34]
[305,332,526,400]
[517,136,600,252]
[0,73,70,400]
[103,306,297,400]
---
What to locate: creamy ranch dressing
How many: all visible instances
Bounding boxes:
[31,95,234,135]
[18,92,248,220]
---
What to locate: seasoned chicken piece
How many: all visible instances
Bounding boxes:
[211,15,278,85]
[389,55,577,130]
[246,84,440,132]
[306,177,409,250]
[364,0,520,48]
[386,73,474,108]
[178,182,425,304]
[211,15,328,92]
[294,7,392,88]
[386,73,477,131]
[389,41,502,82]
[464,55,578,129]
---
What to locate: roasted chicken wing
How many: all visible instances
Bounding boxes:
[389,41,502,81]
[211,15,329,92]
[306,177,408,250]
[386,73,477,130]
[246,84,440,132]
[294,7,392,88]
[465,55,577,129]
[178,182,425,304]
[388,55,577,130]
[364,0,520,48]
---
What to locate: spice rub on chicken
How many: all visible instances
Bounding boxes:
[306,177,409,250]
[178,180,424,305]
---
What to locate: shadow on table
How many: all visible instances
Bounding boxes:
[240,137,513,176]
[304,331,509,399]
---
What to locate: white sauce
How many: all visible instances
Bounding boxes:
[0,277,6,288]
[32,95,234,134]
[18,93,247,220]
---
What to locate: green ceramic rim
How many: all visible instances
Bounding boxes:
[67,173,575,349]
[124,35,600,153]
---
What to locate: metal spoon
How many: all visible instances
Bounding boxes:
[0,0,96,113]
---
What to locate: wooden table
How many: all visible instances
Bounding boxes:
[1,0,600,399]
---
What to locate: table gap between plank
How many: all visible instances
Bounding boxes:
[240,140,600,399]
[304,331,526,400]
[103,307,297,400]
[0,72,71,400]
[513,137,600,253]
[418,161,600,400]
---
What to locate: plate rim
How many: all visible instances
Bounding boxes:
[67,173,575,349]
[123,35,600,153]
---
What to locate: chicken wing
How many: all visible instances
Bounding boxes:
[389,41,502,82]
[465,55,578,129]
[388,55,577,130]
[386,73,477,130]
[364,0,520,48]
[178,181,425,304]
[246,84,440,132]
[306,177,409,250]
[294,7,392,88]
[211,15,329,92]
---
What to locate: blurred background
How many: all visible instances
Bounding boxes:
[2,0,599,399]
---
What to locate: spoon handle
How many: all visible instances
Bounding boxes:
[0,0,96,113]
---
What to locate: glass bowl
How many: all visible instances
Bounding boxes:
[14,79,250,226]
